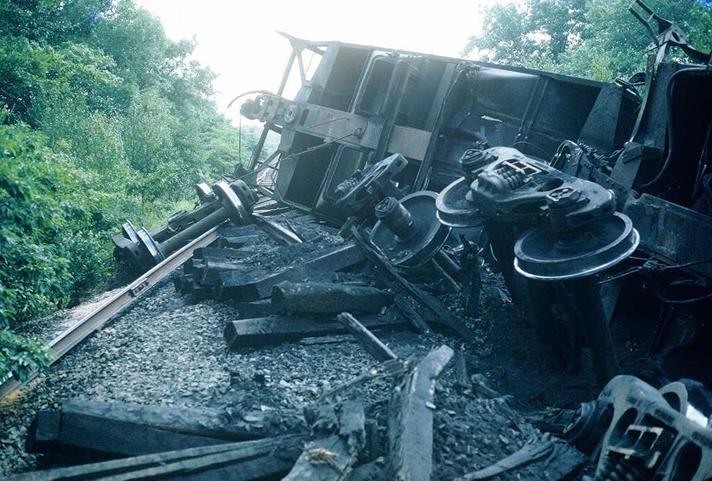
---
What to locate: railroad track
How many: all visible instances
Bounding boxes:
[0,224,224,399]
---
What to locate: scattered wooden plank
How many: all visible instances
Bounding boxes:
[337,313,397,362]
[272,282,392,314]
[229,300,275,318]
[387,345,454,481]
[251,212,303,245]
[299,334,356,346]
[224,315,406,350]
[454,435,587,481]
[403,282,472,340]
[392,295,430,334]
[215,239,265,251]
[192,246,256,261]
[93,452,294,481]
[198,261,251,285]
[28,400,306,457]
[216,244,365,301]
[253,204,292,216]
[282,401,365,481]
[9,434,306,481]
[29,413,222,458]
[184,280,213,300]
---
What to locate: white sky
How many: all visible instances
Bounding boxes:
[136,0,502,124]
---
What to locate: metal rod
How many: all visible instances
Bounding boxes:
[375,197,414,239]
[246,47,292,171]
[277,50,297,96]
[430,258,461,293]
[434,250,461,281]
[159,208,228,255]
[248,126,272,171]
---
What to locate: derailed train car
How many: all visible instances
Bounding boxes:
[241,1,712,390]
[99,3,712,479]
[240,33,639,218]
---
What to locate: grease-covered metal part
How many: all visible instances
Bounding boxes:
[437,147,619,231]
[121,221,140,244]
[214,179,252,226]
[437,146,640,280]
[113,183,221,271]
[135,227,164,266]
[562,399,614,456]
[436,177,484,228]
[334,153,408,218]
[370,192,451,267]
[437,146,640,386]
[435,148,503,228]
[114,180,257,273]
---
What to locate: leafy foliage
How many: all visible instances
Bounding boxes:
[0,0,256,379]
[0,329,50,382]
[466,0,712,81]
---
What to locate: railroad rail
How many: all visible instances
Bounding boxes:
[0,224,224,400]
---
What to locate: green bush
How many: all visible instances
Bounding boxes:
[0,118,72,378]
[0,0,258,380]
[1,117,75,325]
[0,329,49,382]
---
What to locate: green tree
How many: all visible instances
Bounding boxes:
[467,0,712,81]
[0,0,111,45]
[466,0,586,67]
[0,0,257,379]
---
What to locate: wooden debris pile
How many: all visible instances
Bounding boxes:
[171,207,476,352]
[18,340,588,480]
[14,203,593,479]
[15,435,307,481]
[25,400,306,459]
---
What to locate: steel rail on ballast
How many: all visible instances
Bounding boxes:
[0,224,224,399]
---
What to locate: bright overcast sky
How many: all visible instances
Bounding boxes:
[136,0,502,124]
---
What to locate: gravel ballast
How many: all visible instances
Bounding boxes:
[0,219,604,479]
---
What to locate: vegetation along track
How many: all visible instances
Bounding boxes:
[0,225,223,399]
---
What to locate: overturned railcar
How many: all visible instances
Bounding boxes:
[242,8,712,388]
[241,36,638,218]
[95,5,712,480]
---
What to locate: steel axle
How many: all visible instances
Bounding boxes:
[127,180,256,271]
[371,192,460,290]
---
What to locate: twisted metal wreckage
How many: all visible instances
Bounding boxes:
[103,2,712,480]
